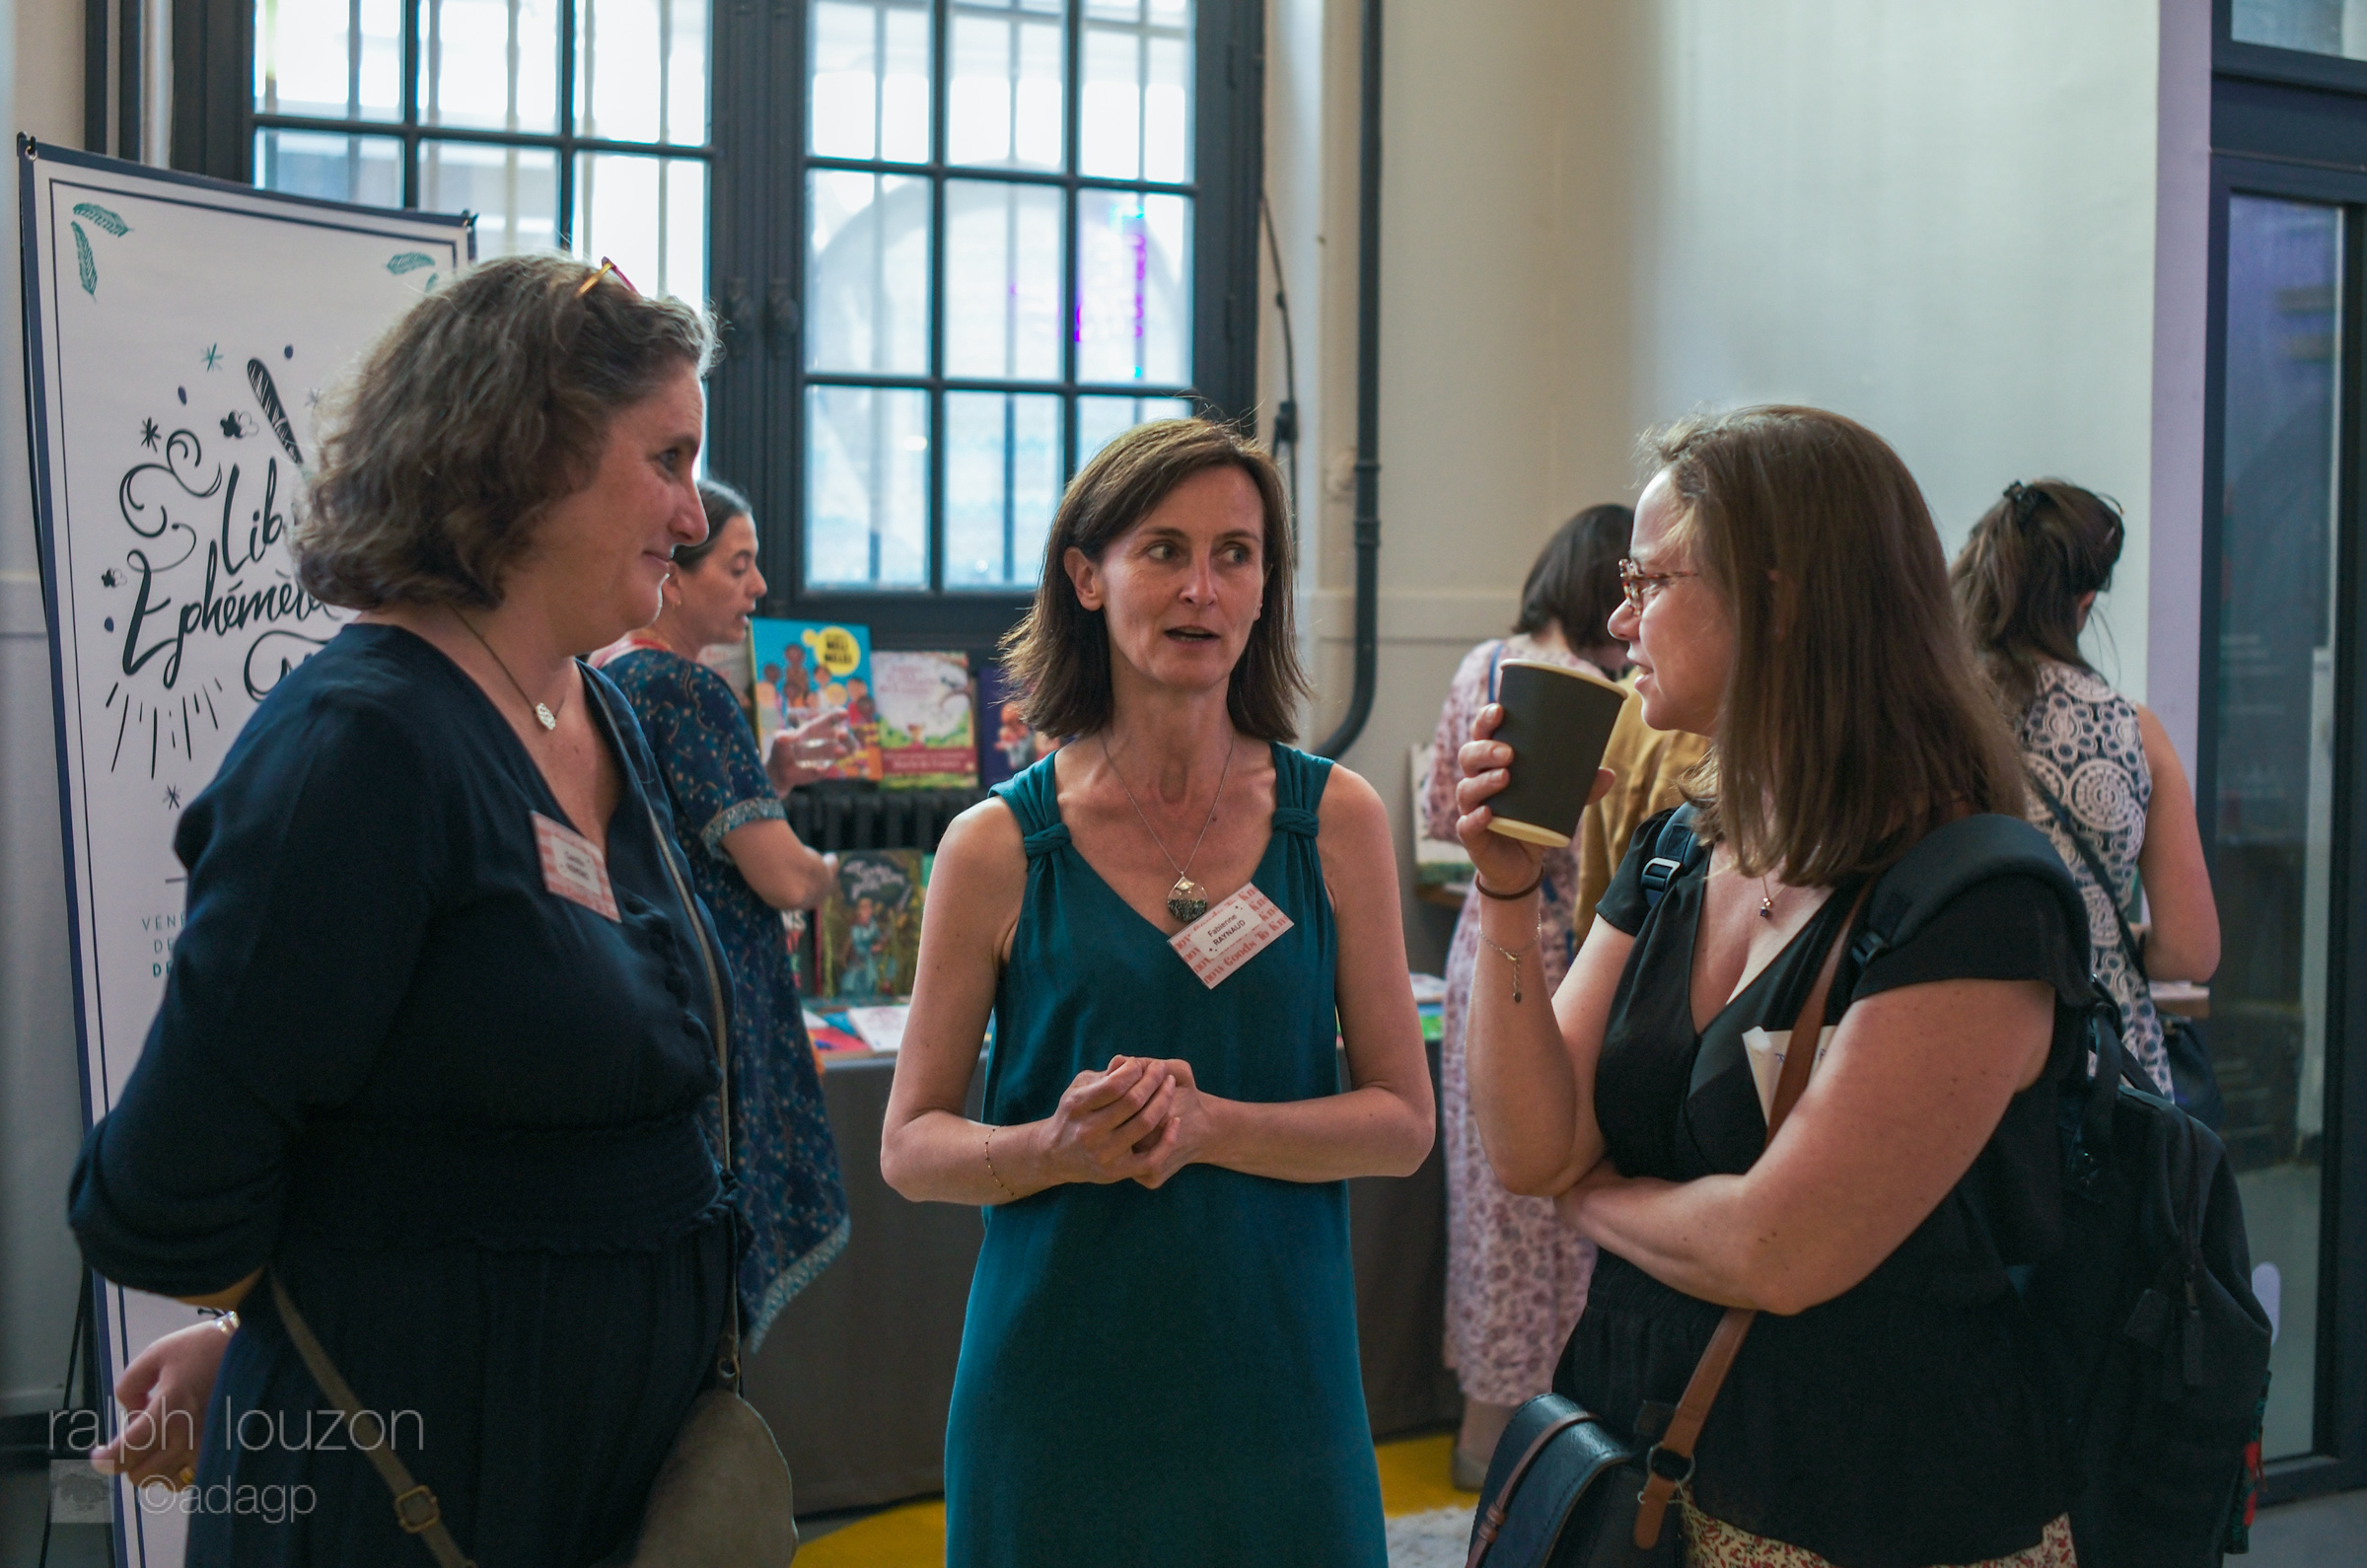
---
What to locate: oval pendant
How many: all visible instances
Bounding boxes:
[534,702,558,732]
[1167,878,1209,924]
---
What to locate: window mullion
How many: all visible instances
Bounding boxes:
[1062,0,1083,479]
[930,0,952,593]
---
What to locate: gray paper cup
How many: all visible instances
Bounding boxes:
[1485,660,1630,849]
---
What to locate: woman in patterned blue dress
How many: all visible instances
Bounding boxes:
[601,477,853,1346]
[1951,478,2221,1094]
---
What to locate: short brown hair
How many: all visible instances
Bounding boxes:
[1950,479,2125,718]
[1648,406,2026,885]
[296,253,714,609]
[999,419,1307,741]
[1513,503,1632,649]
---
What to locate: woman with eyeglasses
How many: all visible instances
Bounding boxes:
[1419,503,1633,1486]
[1456,407,2091,1566]
[1951,479,2219,1098]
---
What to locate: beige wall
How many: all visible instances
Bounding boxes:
[1277,0,2171,968]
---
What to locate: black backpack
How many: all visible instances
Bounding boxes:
[1635,809,2272,1565]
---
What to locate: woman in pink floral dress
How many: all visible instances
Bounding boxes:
[1422,503,1631,1484]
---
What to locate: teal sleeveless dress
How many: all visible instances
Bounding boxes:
[943,743,1388,1568]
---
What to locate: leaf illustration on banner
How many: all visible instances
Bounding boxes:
[71,202,130,237]
[71,222,96,295]
[387,251,435,275]
[246,359,305,468]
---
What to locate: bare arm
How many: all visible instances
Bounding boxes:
[2132,704,2220,982]
[719,818,835,910]
[1131,765,1434,1187]
[1558,977,2054,1314]
[880,801,1179,1203]
[1453,703,1623,1195]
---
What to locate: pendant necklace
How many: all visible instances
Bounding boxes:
[1104,733,1235,923]
[1757,873,1776,920]
[455,609,564,733]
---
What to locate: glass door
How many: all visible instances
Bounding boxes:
[2212,191,2343,1463]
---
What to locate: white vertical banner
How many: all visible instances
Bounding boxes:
[19,140,470,1567]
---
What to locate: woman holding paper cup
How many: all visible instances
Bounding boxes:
[1455,407,2089,1566]
[597,474,853,1351]
[1419,502,1634,1486]
[881,418,1433,1567]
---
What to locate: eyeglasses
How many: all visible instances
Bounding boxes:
[575,256,639,298]
[1616,557,1698,612]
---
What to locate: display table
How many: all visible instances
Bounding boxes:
[745,1048,1460,1515]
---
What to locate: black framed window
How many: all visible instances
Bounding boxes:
[243,0,714,297]
[2207,0,2367,1504]
[181,0,1260,650]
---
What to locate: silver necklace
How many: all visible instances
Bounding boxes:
[1103,734,1235,923]
[455,610,564,732]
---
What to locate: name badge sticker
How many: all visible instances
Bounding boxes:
[533,812,620,922]
[1169,884,1294,989]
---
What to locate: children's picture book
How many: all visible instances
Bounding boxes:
[873,651,979,788]
[750,617,883,781]
[804,1008,869,1058]
[817,849,932,1001]
[782,910,815,996]
[978,662,1061,786]
[843,1005,911,1054]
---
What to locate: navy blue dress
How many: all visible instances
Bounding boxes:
[604,646,849,1349]
[69,623,733,1567]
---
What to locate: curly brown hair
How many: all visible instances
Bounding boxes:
[998,418,1308,742]
[295,253,714,609]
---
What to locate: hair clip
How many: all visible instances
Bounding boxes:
[575,256,639,298]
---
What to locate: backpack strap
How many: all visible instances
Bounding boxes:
[1638,803,1707,913]
[1848,814,2093,982]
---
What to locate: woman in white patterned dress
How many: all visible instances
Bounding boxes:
[1951,478,2220,1094]
[1421,503,1630,1485]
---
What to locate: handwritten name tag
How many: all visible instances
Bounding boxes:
[1740,1024,1835,1120]
[533,812,619,922]
[1169,884,1294,989]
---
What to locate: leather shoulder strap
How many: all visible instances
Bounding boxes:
[1464,1410,1588,1568]
[271,1273,474,1568]
[1630,879,1872,1549]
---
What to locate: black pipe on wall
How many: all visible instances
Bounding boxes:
[1317,0,1382,760]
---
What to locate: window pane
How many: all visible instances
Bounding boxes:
[1079,0,1191,181]
[578,0,712,145]
[253,128,403,206]
[808,171,931,374]
[948,1,1065,171]
[806,386,929,588]
[254,0,402,118]
[421,140,559,252]
[946,392,1059,587]
[1075,189,1190,386]
[422,0,561,133]
[575,153,709,304]
[2232,0,2367,59]
[810,0,932,163]
[2216,194,2342,1461]
[1076,393,1192,466]
[944,180,1062,381]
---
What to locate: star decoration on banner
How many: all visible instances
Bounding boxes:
[201,343,222,371]
[138,418,161,450]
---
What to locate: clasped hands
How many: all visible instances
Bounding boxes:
[1039,1055,1207,1190]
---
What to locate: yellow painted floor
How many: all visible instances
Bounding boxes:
[796,1432,1477,1568]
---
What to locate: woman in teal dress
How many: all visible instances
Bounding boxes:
[881,419,1435,1567]
[599,477,853,1348]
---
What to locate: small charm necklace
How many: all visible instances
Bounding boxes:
[1758,873,1776,920]
[1104,733,1235,923]
[455,609,564,733]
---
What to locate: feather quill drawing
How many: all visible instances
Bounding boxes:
[71,223,95,295]
[386,252,435,275]
[71,202,130,237]
[246,359,305,469]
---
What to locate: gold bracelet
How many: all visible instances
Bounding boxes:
[1481,924,1542,1004]
[982,1125,1021,1203]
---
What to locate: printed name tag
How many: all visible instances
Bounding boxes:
[533,812,620,922]
[1169,884,1294,989]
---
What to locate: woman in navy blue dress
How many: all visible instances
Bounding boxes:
[69,255,739,1565]
[600,476,853,1347]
